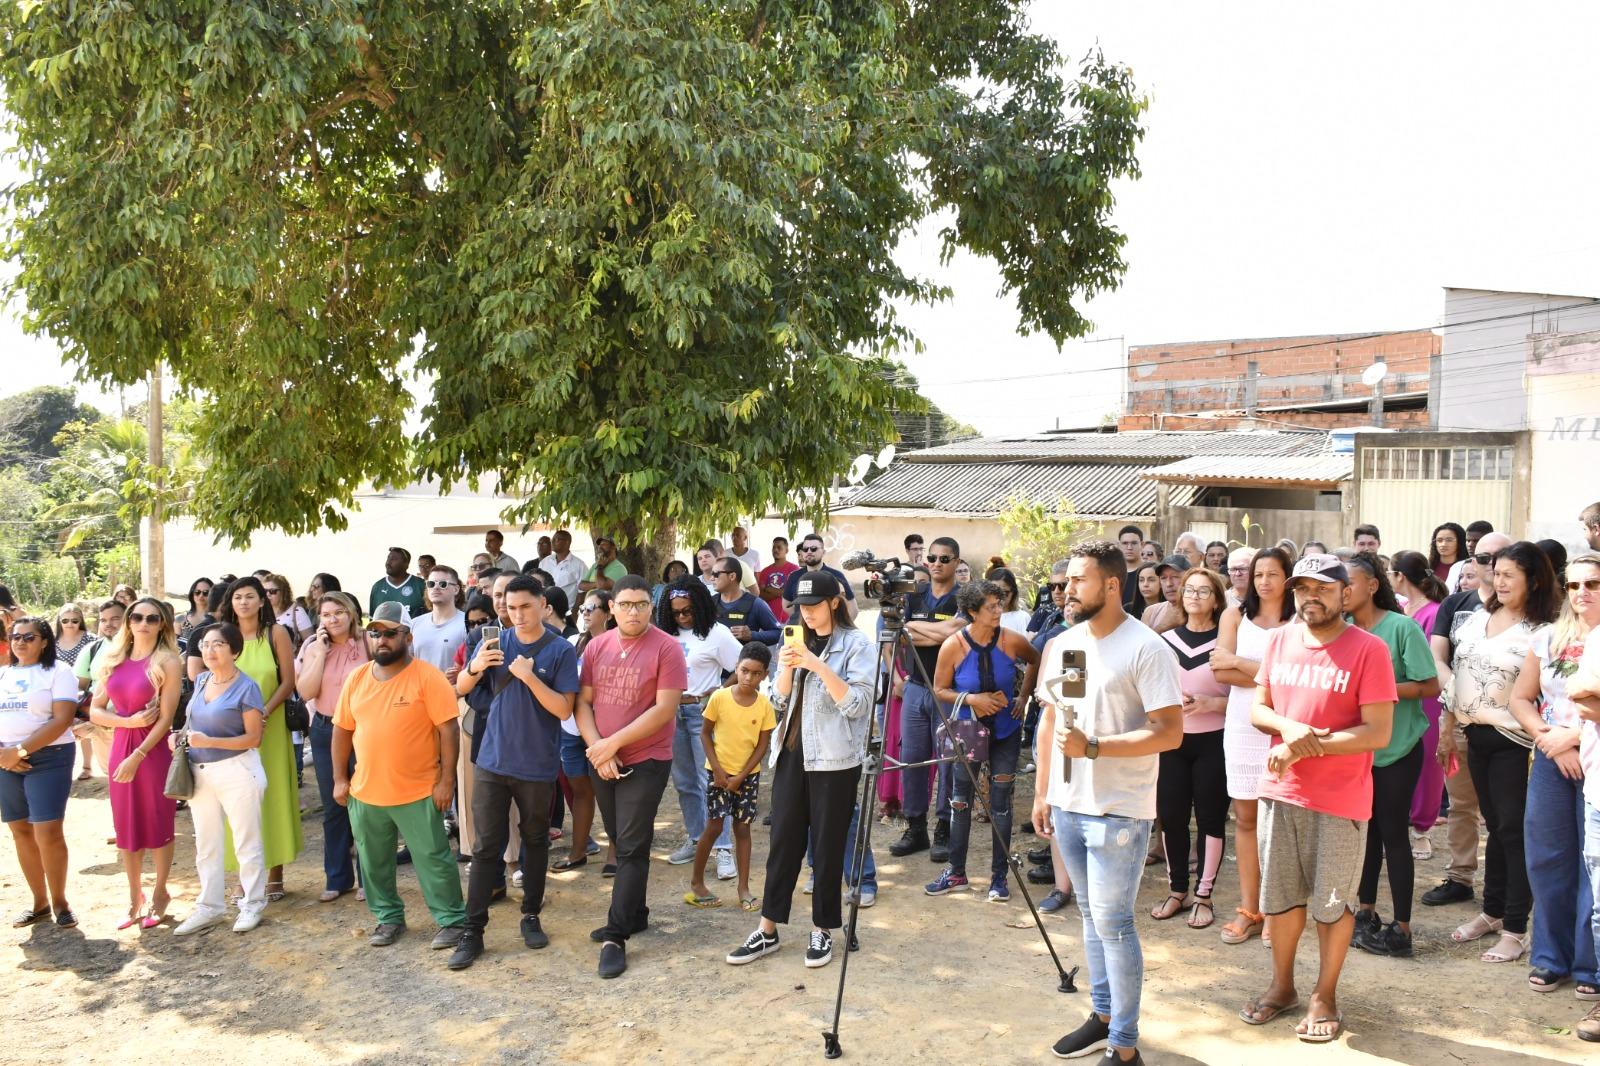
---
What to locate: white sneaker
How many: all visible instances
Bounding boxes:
[511,868,524,889]
[847,885,877,908]
[233,910,263,933]
[715,848,737,880]
[667,840,697,865]
[803,871,815,894]
[174,911,225,936]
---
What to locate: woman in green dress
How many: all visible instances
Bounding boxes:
[217,576,302,900]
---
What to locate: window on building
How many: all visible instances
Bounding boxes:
[1360,446,1513,481]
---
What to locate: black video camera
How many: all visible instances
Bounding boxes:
[840,549,917,628]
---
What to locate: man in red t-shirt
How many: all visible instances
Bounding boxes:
[1241,553,1396,1044]
[756,536,800,623]
[575,575,688,979]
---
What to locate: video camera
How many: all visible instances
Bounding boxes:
[839,548,918,629]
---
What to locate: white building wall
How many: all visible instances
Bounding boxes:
[1436,287,1600,430]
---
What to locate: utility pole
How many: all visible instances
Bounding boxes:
[146,364,165,599]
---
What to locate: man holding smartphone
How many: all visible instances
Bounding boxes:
[575,575,687,979]
[450,576,580,970]
[1032,541,1183,1064]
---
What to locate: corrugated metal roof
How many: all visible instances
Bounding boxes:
[1141,454,1353,486]
[846,462,1201,519]
[905,429,1329,463]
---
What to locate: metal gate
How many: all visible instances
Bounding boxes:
[1356,444,1514,555]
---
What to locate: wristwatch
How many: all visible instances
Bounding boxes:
[1084,736,1100,761]
[15,745,29,760]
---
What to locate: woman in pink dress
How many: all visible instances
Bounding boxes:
[89,598,182,929]
[1390,551,1450,857]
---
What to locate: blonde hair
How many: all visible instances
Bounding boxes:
[1551,552,1600,658]
[97,597,181,695]
[265,573,294,611]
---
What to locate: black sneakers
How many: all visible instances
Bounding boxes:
[727,928,780,965]
[447,933,483,971]
[1352,908,1382,951]
[930,819,951,863]
[589,913,649,941]
[1420,878,1474,906]
[1052,1011,1110,1059]
[889,818,929,857]
[598,941,626,979]
[521,914,549,949]
[1364,920,1414,958]
[805,929,834,968]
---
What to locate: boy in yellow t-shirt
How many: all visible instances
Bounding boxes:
[687,643,775,910]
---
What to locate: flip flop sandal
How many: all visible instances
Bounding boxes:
[1296,1012,1344,1044]
[551,856,588,871]
[1150,892,1189,921]
[1239,997,1301,1026]
[740,895,760,912]
[1188,897,1216,930]
[12,906,50,928]
[683,892,722,909]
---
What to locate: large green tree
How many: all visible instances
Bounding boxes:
[0,385,102,475]
[1,1,1145,567]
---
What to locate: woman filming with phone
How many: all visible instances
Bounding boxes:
[727,570,874,970]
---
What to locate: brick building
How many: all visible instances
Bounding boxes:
[1118,329,1440,431]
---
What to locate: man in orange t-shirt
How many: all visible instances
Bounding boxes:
[333,601,466,954]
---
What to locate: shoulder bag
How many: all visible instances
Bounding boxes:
[163,726,194,801]
[937,691,991,765]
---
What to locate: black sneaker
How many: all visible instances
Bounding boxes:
[1421,878,1474,907]
[1099,1050,1143,1065]
[1051,1011,1110,1059]
[598,940,627,979]
[1352,909,1382,952]
[447,934,483,970]
[888,823,929,857]
[431,924,467,950]
[589,914,648,942]
[804,929,834,968]
[930,820,951,863]
[726,928,780,965]
[1376,920,1414,958]
[521,914,549,949]
[1027,845,1052,865]
[1027,863,1054,885]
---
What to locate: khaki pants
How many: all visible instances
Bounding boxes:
[1443,724,1480,887]
[456,708,519,865]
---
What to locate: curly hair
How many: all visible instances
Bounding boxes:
[655,576,719,638]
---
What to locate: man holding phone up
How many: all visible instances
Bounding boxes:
[450,576,580,970]
[575,575,688,979]
[1032,541,1183,1065]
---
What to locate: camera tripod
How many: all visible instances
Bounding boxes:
[820,607,1078,1059]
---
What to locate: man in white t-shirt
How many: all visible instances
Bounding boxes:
[409,565,467,682]
[1032,541,1183,1065]
[728,526,763,573]
[538,529,588,610]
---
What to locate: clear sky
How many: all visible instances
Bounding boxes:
[6,1,1600,435]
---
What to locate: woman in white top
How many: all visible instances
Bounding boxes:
[1209,546,1294,946]
[1440,541,1558,965]
[1510,552,1600,997]
[264,574,314,647]
[988,567,1033,635]
[657,579,742,871]
[0,617,81,929]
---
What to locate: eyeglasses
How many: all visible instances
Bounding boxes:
[1181,587,1214,598]
[1568,579,1600,592]
[9,632,39,645]
[926,554,956,564]
[1227,566,1250,575]
[128,612,162,624]
[198,640,231,651]
[613,600,652,613]
[1048,582,1068,591]
[425,580,457,588]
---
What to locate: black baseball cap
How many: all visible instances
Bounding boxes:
[1155,554,1192,576]
[792,570,842,605]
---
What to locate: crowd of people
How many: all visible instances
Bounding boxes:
[5,507,1600,1060]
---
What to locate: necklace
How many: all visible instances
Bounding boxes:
[617,632,645,659]
[207,669,240,688]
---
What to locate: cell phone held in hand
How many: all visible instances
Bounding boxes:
[1050,648,1087,784]
[481,625,501,651]
[783,624,803,649]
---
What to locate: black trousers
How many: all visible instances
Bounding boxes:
[465,770,554,935]
[1357,739,1424,923]
[1465,725,1532,934]
[763,746,861,931]
[1155,729,1228,895]
[592,758,671,943]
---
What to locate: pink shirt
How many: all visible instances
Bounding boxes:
[579,626,688,765]
[297,637,370,717]
[1256,623,1398,821]
[1160,626,1227,733]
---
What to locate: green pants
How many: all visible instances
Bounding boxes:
[349,795,465,928]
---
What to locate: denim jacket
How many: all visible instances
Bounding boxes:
[769,626,875,772]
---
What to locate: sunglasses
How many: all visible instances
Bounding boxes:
[60,617,83,625]
[1473,553,1495,566]
[365,625,406,638]
[425,579,457,588]
[580,605,604,615]
[926,554,956,564]
[672,605,695,616]
[1048,582,1068,591]
[1568,579,1600,592]
[715,569,739,578]
[128,612,163,624]
[9,632,40,645]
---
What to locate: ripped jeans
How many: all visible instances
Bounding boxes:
[1052,807,1153,1050]
[946,728,1021,881]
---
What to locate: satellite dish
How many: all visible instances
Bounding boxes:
[875,444,896,468]
[847,454,873,485]
[1361,361,1389,388]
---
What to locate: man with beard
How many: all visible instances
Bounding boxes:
[332,602,467,957]
[1241,554,1396,1044]
[1032,541,1183,1064]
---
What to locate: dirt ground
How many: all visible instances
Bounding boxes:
[5,763,1592,1066]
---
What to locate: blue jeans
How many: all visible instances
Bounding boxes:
[310,714,359,892]
[899,681,952,822]
[806,803,878,891]
[1526,749,1599,983]
[672,702,731,850]
[1053,807,1152,1050]
[948,727,1022,880]
[1585,801,1600,968]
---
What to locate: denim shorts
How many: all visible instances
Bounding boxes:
[0,742,76,823]
[559,731,592,778]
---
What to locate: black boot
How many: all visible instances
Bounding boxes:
[930,819,951,863]
[889,816,930,857]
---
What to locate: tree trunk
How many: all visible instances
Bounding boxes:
[146,364,165,599]
[617,516,679,585]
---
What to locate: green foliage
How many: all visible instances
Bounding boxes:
[996,493,1087,593]
[1228,512,1266,550]
[0,385,101,474]
[1,1,1146,548]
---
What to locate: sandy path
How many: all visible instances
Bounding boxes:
[5,769,1591,1065]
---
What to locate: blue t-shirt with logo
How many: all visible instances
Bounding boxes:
[474,626,581,782]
